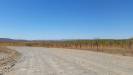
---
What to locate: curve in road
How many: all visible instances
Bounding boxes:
[5,47,133,75]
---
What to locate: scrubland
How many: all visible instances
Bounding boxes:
[0,39,133,56]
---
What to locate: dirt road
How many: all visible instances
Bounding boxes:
[5,47,133,75]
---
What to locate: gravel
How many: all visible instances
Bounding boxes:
[5,46,133,75]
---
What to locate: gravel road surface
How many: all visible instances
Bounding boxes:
[0,53,8,60]
[5,47,133,75]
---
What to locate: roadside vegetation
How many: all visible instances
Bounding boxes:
[0,47,21,74]
[0,39,133,56]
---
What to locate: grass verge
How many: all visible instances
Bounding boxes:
[0,47,21,74]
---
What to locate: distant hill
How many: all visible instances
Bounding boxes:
[0,38,28,42]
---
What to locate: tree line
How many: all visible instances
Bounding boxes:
[0,39,133,56]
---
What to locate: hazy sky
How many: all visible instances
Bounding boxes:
[0,0,133,40]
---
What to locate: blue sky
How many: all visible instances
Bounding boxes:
[0,0,133,40]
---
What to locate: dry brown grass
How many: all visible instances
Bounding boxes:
[0,47,21,74]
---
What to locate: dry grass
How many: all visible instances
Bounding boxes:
[0,47,21,74]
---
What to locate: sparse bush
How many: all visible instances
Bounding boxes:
[0,39,133,56]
